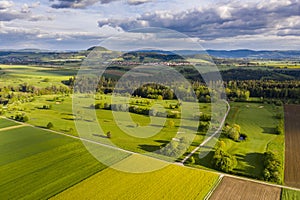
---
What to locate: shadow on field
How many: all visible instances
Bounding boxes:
[195,151,215,169]
[92,134,108,139]
[261,126,277,134]
[138,140,169,152]
[139,144,161,152]
[235,152,264,178]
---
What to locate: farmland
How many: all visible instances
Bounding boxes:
[52,155,219,200]
[281,189,300,200]
[0,50,299,199]
[284,105,300,188]
[209,176,281,200]
[0,117,18,128]
[0,121,130,200]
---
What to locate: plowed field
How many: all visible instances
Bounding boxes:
[284,105,300,188]
[209,177,281,200]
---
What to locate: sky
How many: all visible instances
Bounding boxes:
[0,0,299,50]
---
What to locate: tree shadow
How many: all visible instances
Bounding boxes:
[261,126,277,134]
[139,140,169,152]
[92,134,108,139]
[195,151,215,169]
[139,144,161,152]
[234,152,264,179]
[62,117,74,121]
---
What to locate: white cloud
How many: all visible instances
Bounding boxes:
[0,1,14,10]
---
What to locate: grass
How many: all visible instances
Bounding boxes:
[191,102,284,180]
[0,118,18,128]
[281,189,300,200]
[222,102,283,178]
[6,94,211,157]
[52,155,219,200]
[0,64,76,87]
[0,126,129,200]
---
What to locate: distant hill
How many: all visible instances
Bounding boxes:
[206,50,300,59]
[124,49,300,59]
[87,46,109,51]
[1,47,299,60]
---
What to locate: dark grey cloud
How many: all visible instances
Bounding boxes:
[50,0,152,9]
[127,0,153,5]
[0,9,30,21]
[98,0,300,40]
[50,0,102,9]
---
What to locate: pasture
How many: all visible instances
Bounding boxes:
[0,125,129,199]
[52,155,219,200]
[193,102,284,180]
[221,103,283,178]
[5,94,211,156]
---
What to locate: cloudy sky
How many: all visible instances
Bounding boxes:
[0,0,299,50]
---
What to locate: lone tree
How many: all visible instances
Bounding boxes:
[106,131,111,139]
[47,122,54,129]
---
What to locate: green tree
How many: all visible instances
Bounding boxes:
[47,122,54,129]
[168,120,175,128]
[157,95,163,100]
[212,148,237,173]
[106,131,111,138]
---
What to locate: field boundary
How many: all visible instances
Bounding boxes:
[0,124,28,132]
[204,174,224,200]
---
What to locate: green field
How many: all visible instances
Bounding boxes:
[0,118,18,129]
[281,189,300,200]
[5,94,211,156]
[52,155,219,200]
[0,64,76,87]
[0,126,130,199]
[192,102,284,180]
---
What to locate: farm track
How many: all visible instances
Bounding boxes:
[0,124,28,132]
[209,176,281,200]
[181,100,230,163]
[284,105,300,188]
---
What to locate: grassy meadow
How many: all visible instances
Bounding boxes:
[4,93,211,155]
[192,102,284,180]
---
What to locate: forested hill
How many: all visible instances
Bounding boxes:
[135,49,300,59]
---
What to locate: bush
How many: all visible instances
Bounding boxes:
[106,131,111,138]
[263,151,282,184]
[41,104,52,110]
[159,137,189,158]
[47,122,54,129]
[198,121,210,132]
[168,120,175,128]
[222,124,241,142]
[94,102,104,109]
[14,113,29,122]
[276,119,284,135]
[187,156,195,164]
